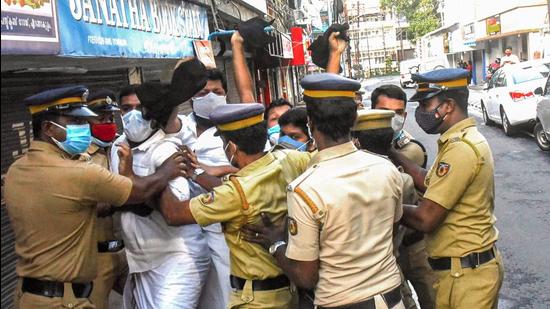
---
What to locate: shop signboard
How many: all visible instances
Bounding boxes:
[57,0,208,58]
[486,15,500,36]
[1,0,59,54]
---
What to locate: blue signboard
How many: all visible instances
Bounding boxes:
[57,0,209,58]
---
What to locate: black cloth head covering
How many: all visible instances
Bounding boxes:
[237,17,275,49]
[308,23,350,72]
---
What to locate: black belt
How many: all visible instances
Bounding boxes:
[317,285,401,309]
[401,231,424,247]
[97,240,124,253]
[428,247,496,271]
[21,277,93,298]
[230,275,290,291]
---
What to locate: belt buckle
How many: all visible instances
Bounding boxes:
[468,252,480,269]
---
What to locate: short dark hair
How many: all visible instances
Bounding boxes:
[266,98,292,118]
[505,46,512,50]
[278,107,309,137]
[305,97,357,141]
[207,68,227,93]
[352,128,394,155]
[32,112,59,138]
[221,121,267,155]
[118,84,139,102]
[437,88,469,113]
[371,84,407,109]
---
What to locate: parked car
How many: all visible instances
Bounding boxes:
[480,62,546,136]
[520,58,550,78]
[399,56,449,88]
[534,77,550,151]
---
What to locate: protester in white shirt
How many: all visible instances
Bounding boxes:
[501,46,520,66]
[111,60,212,309]
[166,68,233,309]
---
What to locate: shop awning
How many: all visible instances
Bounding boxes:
[476,29,540,43]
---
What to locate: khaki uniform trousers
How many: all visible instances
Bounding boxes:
[14,279,95,309]
[397,239,437,309]
[433,251,504,309]
[228,279,298,309]
[89,250,128,309]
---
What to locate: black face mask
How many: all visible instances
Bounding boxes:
[415,103,446,134]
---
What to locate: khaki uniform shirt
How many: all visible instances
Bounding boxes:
[5,141,132,283]
[423,118,498,258]
[393,130,426,167]
[87,143,115,242]
[285,142,403,307]
[190,149,311,280]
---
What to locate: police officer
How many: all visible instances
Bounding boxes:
[351,110,434,309]
[242,74,406,309]
[351,109,418,207]
[371,85,427,168]
[85,89,128,309]
[5,86,186,308]
[371,85,435,309]
[391,69,504,309]
[155,103,311,308]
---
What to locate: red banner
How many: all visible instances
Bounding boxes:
[290,27,305,66]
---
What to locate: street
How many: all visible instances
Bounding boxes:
[366,76,550,309]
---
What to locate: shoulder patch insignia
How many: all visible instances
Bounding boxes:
[436,162,450,177]
[288,217,298,235]
[200,192,215,205]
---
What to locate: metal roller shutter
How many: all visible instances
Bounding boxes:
[0,69,129,309]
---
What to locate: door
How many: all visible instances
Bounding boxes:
[489,70,507,120]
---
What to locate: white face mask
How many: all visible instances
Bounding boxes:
[122,110,155,143]
[193,92,227,119]
[391,114,405,134]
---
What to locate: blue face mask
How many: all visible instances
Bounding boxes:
[267,124,281,145]
[50,122,92,156]
[277,135,308,152]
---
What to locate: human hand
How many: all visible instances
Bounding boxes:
[117,143,134,177]
[177,145,200,178]
[158,152,187,180]
[328,32,348,55]
[241,213,286,251]
[231,31,245,46]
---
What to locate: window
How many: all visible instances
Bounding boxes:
[512,68,544,84]
[495,71,507,88]
[544,76,550,95]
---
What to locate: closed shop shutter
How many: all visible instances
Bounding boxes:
[0,69,129,309]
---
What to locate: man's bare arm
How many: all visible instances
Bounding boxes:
[231,32,255,103]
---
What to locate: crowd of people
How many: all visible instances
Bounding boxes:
[4,19,504,309]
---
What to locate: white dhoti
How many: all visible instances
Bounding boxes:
[123,253,210,309]
[198,224,231,309]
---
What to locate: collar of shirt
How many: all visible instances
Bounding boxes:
[234,152,276,177]
[438,117,476,146]
[308,141,358,167]
[133,129,166,153]
[86,143,101,156]
[186,113,199,138]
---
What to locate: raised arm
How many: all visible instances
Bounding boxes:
[231,31,256,103]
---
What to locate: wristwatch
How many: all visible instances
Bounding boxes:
[191,168,204,181]
[269,240,286,255]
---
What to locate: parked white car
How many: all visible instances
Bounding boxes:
[399,56,449,88]
[480,62,546,136]
[534,76,550,151]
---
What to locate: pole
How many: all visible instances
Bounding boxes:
[344,1,353,77]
